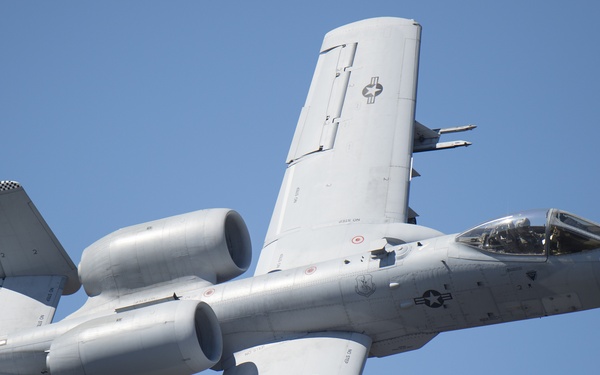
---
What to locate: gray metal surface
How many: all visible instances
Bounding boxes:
[1,17,599,375]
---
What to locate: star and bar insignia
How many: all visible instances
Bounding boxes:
[362,77,383,104]
[414,289,453,308]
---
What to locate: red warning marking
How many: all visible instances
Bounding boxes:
[305,266,317,275]
[203,288,215,297]
[352,236,364,244]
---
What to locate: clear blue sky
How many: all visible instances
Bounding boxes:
[2,1,600,374]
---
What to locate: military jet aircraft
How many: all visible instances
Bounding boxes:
[1,17,600,375]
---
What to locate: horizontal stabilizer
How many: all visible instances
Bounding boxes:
[413,121,476,152]
[0,275,65,335]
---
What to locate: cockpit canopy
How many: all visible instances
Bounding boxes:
[456,209,600,256]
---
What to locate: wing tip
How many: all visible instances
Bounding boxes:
[322,17,421,52]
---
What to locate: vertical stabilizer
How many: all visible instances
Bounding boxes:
[0,181,80,335]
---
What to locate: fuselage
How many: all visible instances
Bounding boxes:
[3,229,600,373]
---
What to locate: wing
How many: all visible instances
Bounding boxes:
[223,332,371,375]
[0,181,80,333]
[256,18,424,275]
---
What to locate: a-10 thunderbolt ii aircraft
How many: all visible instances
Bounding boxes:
[1,17,600,375]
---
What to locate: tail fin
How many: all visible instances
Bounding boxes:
[0,181,80,334]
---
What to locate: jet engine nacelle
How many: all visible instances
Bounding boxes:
[47,300,222,375]
[79,209,252,296]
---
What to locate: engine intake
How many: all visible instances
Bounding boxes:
[47,300,222,375]
[79,209,251,296]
